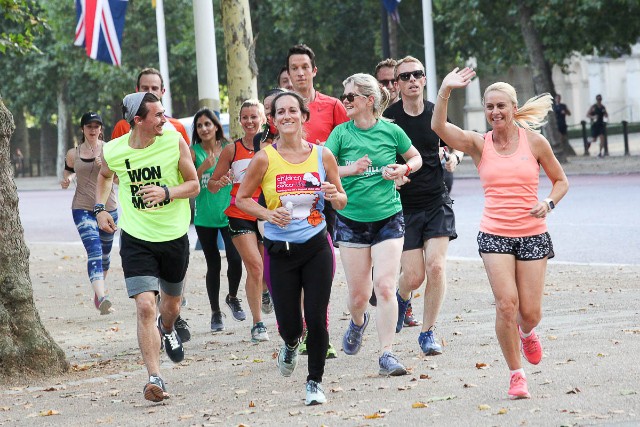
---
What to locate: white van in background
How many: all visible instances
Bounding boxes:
[178,112,230,140]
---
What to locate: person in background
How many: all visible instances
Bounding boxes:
[375,58,399,105]
[208,99,269,343]
[553,94,571,149]
[111,67,190,144]
[13,148,25,177]
[190,108,243,332]
[325,73,422,376]
[587,94,608,157]
[278,66,294,91]
[61,112,117,315]
[432,66,569,399]
[236,91,346,406]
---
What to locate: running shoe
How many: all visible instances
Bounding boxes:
[94,294,112,315]
[251,322,269,342]
[418,329,443,355]
[226,294,247,321]
[519,326,543,365]
[277,342,298,377]
[396,291,412,333]
[342,312,369,355]
[305,380,327,406]
[403,304,421,327]
[157,315,184,363]
[378,351,407,376]
[210,311,225,332]
[298,330,308,355]
[174,315,191,343]
[326,343,338,359]
[261,291,274,314]
[143,375,169,402]
[508,372,531,399]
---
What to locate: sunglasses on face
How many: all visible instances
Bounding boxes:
[340,92,366,102]
[378,79,396,87]
[397,70,426,81]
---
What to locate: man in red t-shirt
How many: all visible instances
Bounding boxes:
[287,44,348,145]
[111,68,190,144]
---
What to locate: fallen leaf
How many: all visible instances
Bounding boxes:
[412,402,428,408]
[249,401,255,408]
[235,389,248,395]
[178,414,193,420]
[253,359,264,363]
[0,407,10,411]
[620,390,637,396]
[39,409,59,416]
[475,362,488,369]
[420,374,431,380]
[566,387,581,394]
[497,408,508,415]
[289,410,301,416]
[364,412,384,419]
[330,387,343,393]
[463,383,477,388]
[547,335,557,340]
[478,404,491,411]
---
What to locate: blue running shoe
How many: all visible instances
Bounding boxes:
[418,329,443,355]
[342,312,370,355]
[396,291,412,333]
[378,351,407,376]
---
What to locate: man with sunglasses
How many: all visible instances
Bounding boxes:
[383,56,463,356]
[375,59,400,105]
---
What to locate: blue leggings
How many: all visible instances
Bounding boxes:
[72,209,118,283]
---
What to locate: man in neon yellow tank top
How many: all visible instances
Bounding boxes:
[95,92,199,403]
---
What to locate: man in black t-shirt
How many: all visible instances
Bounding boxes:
[383,56,463,356]
[553,94,571,148]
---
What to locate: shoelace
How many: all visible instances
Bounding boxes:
[307,381,319,393]
[284,346,296,363]
[228,297,243,312]
[164,331,180,350]
[175,317,189,328]
[522,335,539,353]
[511,374,526,386]
[381,353,399,368]
[346,322,363,343]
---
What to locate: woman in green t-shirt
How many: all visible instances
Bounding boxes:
[190,108,243,332]
[325,73,422,377]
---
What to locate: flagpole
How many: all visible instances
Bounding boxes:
[155,0,173,116]
[193,0,221,114]
[422,0,437,102]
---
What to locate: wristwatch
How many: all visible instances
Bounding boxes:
[543,198,555,211]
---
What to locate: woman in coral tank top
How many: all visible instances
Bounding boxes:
[431,67,569,400]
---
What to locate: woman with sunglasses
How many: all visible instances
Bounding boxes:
[190,108,243,332]
[325,73,422,376]
[431,67,568,399]
[61,112,117,315]
[236,91,346,405]
[207,99,269,342]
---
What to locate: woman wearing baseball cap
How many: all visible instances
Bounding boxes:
[61,112,118,315]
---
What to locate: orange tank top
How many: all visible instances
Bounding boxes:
[224,139,261,220]
[477,127,547,237]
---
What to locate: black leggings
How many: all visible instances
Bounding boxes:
[266,229,334,383]
[195,225,242,312]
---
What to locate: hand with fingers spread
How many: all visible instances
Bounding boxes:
[441,67,476,93]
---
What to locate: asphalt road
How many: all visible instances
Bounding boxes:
[18,173,640,265]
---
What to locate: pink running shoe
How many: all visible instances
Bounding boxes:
[508,372,531,400]
[519,326,543,365]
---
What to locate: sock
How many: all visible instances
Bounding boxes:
[520,327,533,338]
[510,368,525,377]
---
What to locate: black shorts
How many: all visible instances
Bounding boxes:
[591,122,606,138]
[335,211,404,248]
[477,231,554,260]
[120,230,190,297]
[403,202,457,251]
[228,217,263,241]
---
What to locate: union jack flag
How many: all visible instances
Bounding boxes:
[74,0,128,66]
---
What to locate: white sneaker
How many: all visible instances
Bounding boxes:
[305,380,326,405]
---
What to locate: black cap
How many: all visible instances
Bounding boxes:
[80,112,103,126]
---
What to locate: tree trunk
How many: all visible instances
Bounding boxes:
[0,95,68,380]
[517,0,567,163]
[56,81,69,179]
[221,0,258,140]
